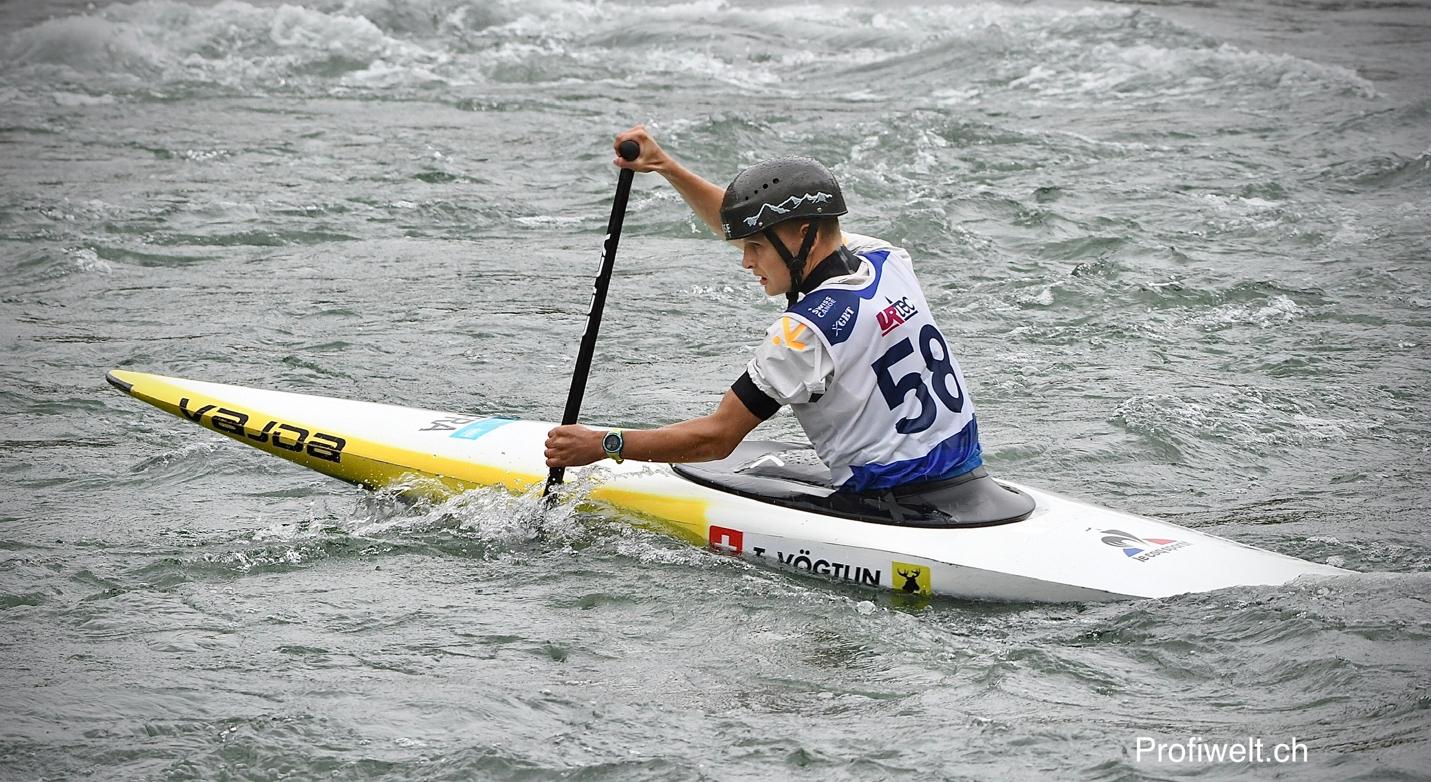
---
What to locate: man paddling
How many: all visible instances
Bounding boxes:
[544,126,981,493]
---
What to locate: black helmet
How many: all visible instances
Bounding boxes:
[720,157,847,240]
[720,157,848,303]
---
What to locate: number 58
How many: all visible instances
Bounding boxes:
[870,324,964,434]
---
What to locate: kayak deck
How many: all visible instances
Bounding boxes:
[106,370,1349,602]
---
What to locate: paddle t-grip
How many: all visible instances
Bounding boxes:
[618,140,640,161]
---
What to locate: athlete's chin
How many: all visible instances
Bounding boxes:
[757,278,784,296]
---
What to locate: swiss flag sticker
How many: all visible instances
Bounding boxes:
[709,525,743,555]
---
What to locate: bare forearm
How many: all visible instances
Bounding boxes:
[659,161,726,236]
[612,125,727,237]
[622,416,737,463]
[544,390,762,469]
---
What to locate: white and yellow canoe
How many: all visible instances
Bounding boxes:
[106,369,1347,602]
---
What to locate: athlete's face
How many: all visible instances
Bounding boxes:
[736,223,805,296]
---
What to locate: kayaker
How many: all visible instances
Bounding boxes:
[544,126,982,493]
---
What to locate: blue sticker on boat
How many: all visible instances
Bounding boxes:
[450,418,515,441]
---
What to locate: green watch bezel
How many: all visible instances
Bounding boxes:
[602,430,624,464]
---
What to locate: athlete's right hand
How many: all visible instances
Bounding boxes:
[613,125,670,174]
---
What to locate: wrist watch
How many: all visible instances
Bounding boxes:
[602,430,625,464]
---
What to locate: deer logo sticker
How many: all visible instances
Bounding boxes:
[891,561,932,595]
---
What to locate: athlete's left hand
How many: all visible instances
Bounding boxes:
[544,425,604,468]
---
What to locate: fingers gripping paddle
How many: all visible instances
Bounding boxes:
[544,139,641,497]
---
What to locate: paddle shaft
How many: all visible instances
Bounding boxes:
[545,140,640,495]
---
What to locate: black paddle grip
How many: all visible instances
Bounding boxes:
[545,138,641,498]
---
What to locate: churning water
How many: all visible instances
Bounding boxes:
[1,0,1428,779]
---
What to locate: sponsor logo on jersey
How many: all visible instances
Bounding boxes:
[770,317,809,350]
[876,296,919,335]
[708,525,743,555]
[1099,529,1192,562]
[892,560,932,595]
[830,306,855,337]
[810,296,838,318]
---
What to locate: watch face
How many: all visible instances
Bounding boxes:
[603,432,622,453]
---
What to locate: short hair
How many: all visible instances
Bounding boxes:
[774,215,840,239]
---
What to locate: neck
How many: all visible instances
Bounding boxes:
[798,237,844,279]
[791,243,860,298]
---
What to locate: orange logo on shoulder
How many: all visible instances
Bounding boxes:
[770,317,809,350]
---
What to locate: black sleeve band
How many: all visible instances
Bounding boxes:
[732,371,781,421]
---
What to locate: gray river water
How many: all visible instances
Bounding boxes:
[2,0,1429,779]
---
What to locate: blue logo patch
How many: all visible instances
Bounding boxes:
[788,249,889,346]
[450,418,515,441]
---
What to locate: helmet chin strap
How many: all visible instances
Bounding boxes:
[764,220,821,306]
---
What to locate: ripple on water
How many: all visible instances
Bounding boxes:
[2,0,1429,778]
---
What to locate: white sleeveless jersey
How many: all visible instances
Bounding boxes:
[776,241,981,491]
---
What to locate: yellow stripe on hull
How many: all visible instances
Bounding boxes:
[107,370,711,544]
[112,370,540,496]
[107,369,1348,602]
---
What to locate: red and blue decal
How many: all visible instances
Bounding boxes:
[1100,529,1192,562]
[876,295,919,336]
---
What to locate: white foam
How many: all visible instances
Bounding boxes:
[1012,39,1374,101]
[52,91,115,106]
[66,247,113,274]
[1116,390,1378,449]
[340,58,449,88]
[1021,287,1055,307]
[1192,294,1305,329]
[1,0,1378,104]
[3,0,445,89]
